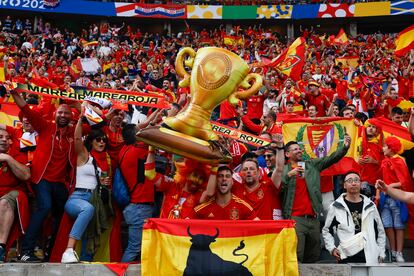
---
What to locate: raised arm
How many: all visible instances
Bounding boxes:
[75,104,89,164]
[9,88,27,109]
[327,93,338,117]
[376,179,414,204]
[271,134,285,189]
[199,166,218,204]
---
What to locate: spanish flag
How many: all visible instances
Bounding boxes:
[282,117,360,176]
[333,28,349,45]
[0,103,20,127]
[268,37,306,81]
[368,117,414,151]
[335,56,359,68]
[142,219,298,276]
[223,35,243,46]
[0,61,5,82]
[395,24,414,57]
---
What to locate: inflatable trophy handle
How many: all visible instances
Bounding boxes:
[175,47,196,88]
[228,73,263,106]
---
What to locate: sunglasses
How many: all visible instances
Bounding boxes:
[95,137,107,143]
[264,154,274,159]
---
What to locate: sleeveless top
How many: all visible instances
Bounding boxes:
[76,156,98,190]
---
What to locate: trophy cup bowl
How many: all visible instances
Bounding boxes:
[137,47,262,164]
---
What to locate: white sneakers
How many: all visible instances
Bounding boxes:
[61,248,80,264]
[392,250,405,263]
[395,251,405,263]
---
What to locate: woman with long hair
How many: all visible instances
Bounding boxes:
[61,106,111,263]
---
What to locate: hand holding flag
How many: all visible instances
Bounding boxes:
[343,130,351,150]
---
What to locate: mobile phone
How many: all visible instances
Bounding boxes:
[297,162,305,178]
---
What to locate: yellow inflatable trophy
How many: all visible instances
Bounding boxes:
[136,47,262,164]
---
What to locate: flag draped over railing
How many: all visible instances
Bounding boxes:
[142,219,298,276]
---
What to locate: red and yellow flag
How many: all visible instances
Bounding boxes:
[268,37,306,81]
[142,219,298,276]
[0,61,5,82]
[333,28,349,45]
[0,103,20,127]
[223,35,243,46]
[395,24,414,57]
[335,56,359,68]
[368,117,414,151]
[282,117,360,175]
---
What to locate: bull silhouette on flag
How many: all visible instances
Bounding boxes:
[184,227,252,276]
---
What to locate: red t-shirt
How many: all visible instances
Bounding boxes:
[119,144,154,203]
[360,141,383,184]
[232,179,281,220]
[333,78,348,100]
[320,175,333,193]
[6,126,23,156]
[219,100,238,127]
[246,94,265,120]
[291,176,315,217]
[0,151,28,196]
[42,129,71,183]
[297,80,308,93]
[305,93,329,117]
[397,76,410,99]
[381,156,413,191]
[50,72,65,86]
[157,177,202,219]
[194,195,256,220]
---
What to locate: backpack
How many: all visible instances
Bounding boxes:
[112,147,145,207]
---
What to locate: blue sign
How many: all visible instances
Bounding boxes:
[0,0,116,16]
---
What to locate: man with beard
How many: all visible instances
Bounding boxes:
[280,133,351,263]
[195,166,257,220]
[9,89,76,262]
[232,152,283,220]
[357,119,384,199]
[103,108,125,171]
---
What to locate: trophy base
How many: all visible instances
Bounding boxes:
[136,125,232,164]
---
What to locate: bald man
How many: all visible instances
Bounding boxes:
[10,89,76,262]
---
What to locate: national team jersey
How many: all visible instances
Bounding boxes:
[232,179,281,220]
[194,195,256,220]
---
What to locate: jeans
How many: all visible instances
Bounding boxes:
[64,190,94,240]
[121,203,153,262]
[22,179,68,253]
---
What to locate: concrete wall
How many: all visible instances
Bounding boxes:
[2,263,414,276]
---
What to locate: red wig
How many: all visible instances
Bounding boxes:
[384,136,402,154]
[173,158,211,189]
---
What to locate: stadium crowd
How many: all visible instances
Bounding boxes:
[0,15,414,265]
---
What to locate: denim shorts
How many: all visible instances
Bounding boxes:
[381,196,405,229]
